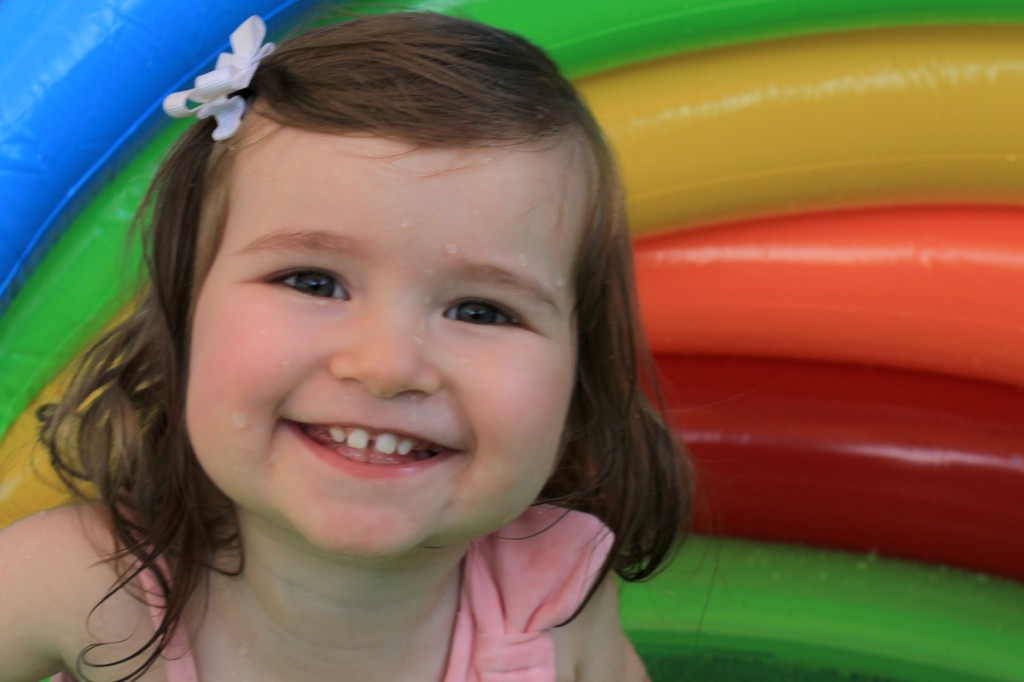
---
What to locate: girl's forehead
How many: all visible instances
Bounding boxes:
[217,124,588,281]
[233,121,584,188]
[224,123,589,247]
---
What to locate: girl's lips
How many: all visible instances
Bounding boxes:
[287,421,457,477]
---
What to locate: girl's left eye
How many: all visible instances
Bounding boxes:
[444,300,516,325]
[279,271,347,299]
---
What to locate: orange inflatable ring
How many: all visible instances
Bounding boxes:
[635,205,1024,387]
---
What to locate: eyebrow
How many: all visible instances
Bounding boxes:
[449,260,562,315]
[238,230,361,256]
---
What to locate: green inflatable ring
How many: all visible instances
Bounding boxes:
[345,0,1024,78]
[622,536,1024,681]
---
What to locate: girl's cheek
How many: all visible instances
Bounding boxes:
[189,295,283,414]
[471,343,575,446]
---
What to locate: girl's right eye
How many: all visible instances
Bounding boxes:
[279,270,348,299]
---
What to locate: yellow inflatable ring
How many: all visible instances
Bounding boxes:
[579,26,1024,233]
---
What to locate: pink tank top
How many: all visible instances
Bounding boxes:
[55,506,612,681]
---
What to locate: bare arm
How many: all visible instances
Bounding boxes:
[0,505,148,682]
[0,508,80,681]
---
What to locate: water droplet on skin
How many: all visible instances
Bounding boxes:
[517,254,528,266]
[423,296,433,305]
[554,274,565,288]
[257,329,267,336]
[281,359,291,367]
[445,243,459,255]
[237,642,250,657]
[400,221,411,229]
[232,412,248,429]
[412,335,425,345]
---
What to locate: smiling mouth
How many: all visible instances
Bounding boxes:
[301,423,446,465]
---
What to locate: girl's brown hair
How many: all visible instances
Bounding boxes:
[41,11,690,681]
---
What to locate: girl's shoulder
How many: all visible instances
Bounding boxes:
[0,504,154,681]
[552,573,650,682]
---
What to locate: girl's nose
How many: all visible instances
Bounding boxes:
[326,310,442,400]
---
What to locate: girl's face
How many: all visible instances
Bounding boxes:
[186,121,585,560]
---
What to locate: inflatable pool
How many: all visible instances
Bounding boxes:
[3,1,1023,679]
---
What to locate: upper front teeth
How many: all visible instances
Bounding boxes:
[347,428,369,449]
[375,433,397,454]
[327,426,417,455]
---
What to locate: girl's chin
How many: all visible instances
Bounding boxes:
[258,501,462,562]
[296,533,468,567]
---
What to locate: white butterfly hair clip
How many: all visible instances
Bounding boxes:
[163,16,276,141]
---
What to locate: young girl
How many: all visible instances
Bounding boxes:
[0,12,688,681]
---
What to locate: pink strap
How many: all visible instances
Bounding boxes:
[443,507,614,682]
[137,560,200,682]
